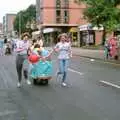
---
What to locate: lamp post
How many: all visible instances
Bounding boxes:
[19,13,21,38]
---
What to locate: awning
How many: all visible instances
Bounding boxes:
[69,27,78,32]
[32,31,41,35]
[79,24,103,31]
[43,28,61,33]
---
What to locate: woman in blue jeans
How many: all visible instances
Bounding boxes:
[54,33,72,86]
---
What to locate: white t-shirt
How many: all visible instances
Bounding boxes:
[16,40,29,55]
[55,42,71,59]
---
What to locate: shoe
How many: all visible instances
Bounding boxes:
[62,82,67,87]
[17,82,21,88]
[26,80,31,85]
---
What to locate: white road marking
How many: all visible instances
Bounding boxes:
[100,80,120,89]
[90,59,95,62]
[68,68,84,75]
[0,110,17,116]
[52,59,84,75]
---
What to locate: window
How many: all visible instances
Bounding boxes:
[56,17,61,23]
[56,10,61,23]
[64,10,68,17]
[64,17,69,23]
[56,0,61,8]
[63,10,69,23]
[64,0,69,8]
[56,10,61,16]
[56,0,61,23]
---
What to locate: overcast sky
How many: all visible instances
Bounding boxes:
[0,0,36,23]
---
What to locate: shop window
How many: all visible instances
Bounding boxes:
[80,31,95,46]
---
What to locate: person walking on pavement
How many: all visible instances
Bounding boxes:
[4,36,7,44]
[54,33,72,87]
[104,39,110,60]
[108,37,119,60]
[15,33,31,87]
[0,39,4,56]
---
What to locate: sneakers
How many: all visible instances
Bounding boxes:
[17,82,21,88]
[62,82,67,87]
[17,80,31,88]
[26,80,31,85]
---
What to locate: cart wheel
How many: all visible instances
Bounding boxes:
[33,79,37,85]
[41,79,49,85]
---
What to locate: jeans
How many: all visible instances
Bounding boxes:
[16,54,28,82]
[0,48,4,55]
[58,59,69,82]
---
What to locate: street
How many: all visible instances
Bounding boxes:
[0,55,120,120]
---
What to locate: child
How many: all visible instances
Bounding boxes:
[25,44,41,81]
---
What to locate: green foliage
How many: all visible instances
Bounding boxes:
[75,0,120,31]
[14,4,36,35]
[75,0,120,44]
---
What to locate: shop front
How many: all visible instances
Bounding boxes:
[69,27,79,47]
[79,24,103,47]
[79,24,95,47]
[43,28,61,46]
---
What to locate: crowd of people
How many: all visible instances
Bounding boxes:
[2,33,119,88]
[0,37,16,56]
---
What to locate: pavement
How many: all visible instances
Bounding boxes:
[0,55,120,120]
[72,47,120,64]
[47,47,120,64]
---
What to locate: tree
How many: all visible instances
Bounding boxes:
[14,4,36,36]
[75,0,120,45]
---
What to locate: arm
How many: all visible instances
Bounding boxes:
[15,41,25,52]
[69,45,72,57]
[16,48,25,52]
[53,43,59,52]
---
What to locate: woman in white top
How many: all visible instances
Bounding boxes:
[54,33,72,87]
[15,33,31,87]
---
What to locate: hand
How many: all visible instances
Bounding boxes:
[54,48,59,52]
[41,57,46,62]
[70,54,72,58]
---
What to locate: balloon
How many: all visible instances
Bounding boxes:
[28,54,39,63]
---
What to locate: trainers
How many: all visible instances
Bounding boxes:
[17,82,21,88]
[26,80,31,85]
[62,82,67,87]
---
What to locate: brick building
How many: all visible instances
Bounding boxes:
[36,0,103,46]
[3,14,16,37]
[0,23,3,38]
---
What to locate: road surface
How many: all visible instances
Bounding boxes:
[0,55,120,120]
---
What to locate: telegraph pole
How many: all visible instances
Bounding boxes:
[19,13,21,38]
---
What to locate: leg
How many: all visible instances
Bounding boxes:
[23,69,28,79]
[16,55,23,83]
[0,48,2,56]
[62,59,69,82]
[1,48,4,56]
[22,55,28,80]
[58,59,64,75]
[23,56,31,85]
